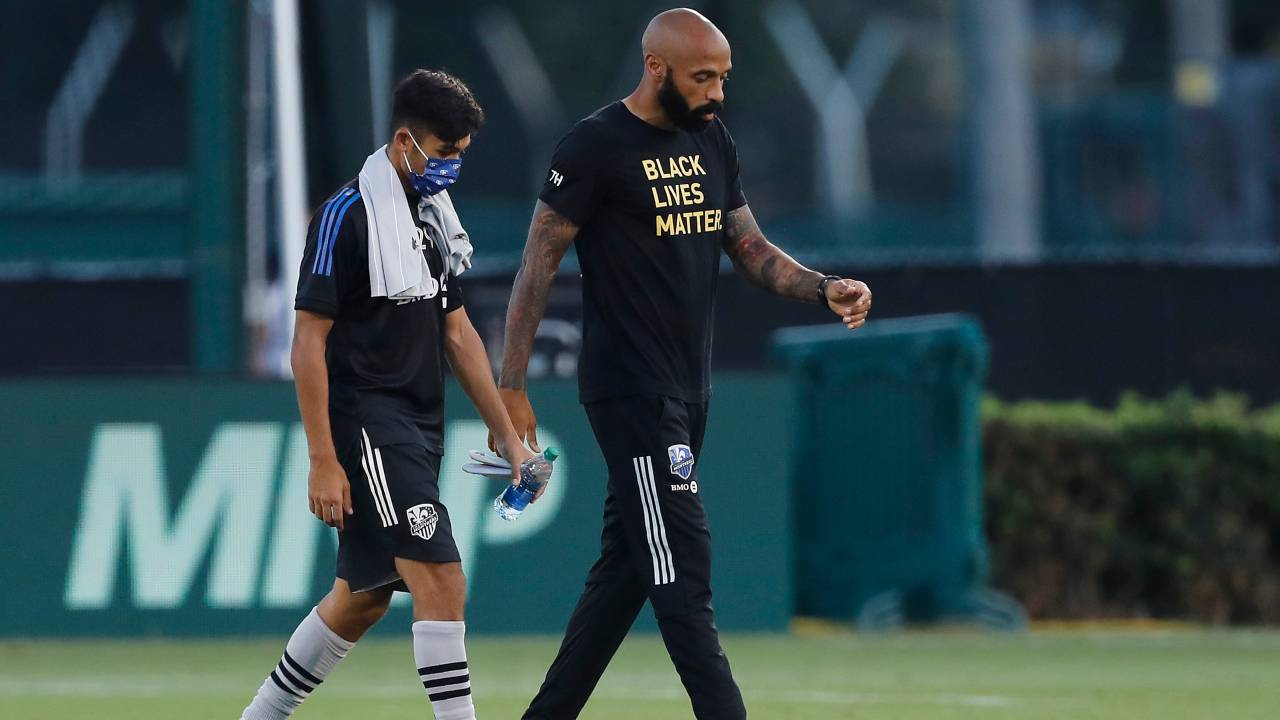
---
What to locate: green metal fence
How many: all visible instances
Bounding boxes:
[0,0,243,371]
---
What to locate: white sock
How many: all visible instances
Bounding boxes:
[414,620,476,720]
[241,607,356,720]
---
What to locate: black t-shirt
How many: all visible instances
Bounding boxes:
[295,179,464,454]
[540,101,747,403]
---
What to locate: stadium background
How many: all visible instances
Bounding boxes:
[2,1,1279,718]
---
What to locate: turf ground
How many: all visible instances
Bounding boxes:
[2,630,1278,719]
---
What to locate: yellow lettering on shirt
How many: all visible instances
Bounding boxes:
[644,155,720,237]
[650,186,669,209]
[690,182,704,205]
[656,213,676,235]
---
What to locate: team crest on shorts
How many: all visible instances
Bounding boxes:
[668,444,695,480]
[406,503,439,540]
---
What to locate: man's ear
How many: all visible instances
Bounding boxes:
[645,54,664,81]
[392,127,416,152]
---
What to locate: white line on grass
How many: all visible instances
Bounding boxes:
[0,676,1021,708]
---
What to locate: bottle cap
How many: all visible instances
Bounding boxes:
[542,447,559,462]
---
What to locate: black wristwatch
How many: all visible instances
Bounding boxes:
[817,275,840,306]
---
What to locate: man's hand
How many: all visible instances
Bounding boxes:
[308,455,352,530]
[489,390,552,502]
[495,434,540,493]
[490,388,541,453]
[825,278,872,330]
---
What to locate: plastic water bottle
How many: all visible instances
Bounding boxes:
[493,448,559,521]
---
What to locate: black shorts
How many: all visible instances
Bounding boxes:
[334,428,461,592]
[584,394,712,618]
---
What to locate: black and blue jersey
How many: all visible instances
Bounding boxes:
[294,181,464,454]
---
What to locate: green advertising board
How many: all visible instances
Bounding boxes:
[0,375,790,636]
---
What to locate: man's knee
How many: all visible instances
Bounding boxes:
[396,559,466,621]
[318,579,393,640]
[350,591,393,627]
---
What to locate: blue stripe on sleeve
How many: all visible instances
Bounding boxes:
[311,190,349,274]
[315,189,355,275]
[320,191,361,277]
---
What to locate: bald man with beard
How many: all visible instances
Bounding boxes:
[496,9,872,718]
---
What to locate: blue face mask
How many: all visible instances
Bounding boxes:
[403,132,461,196]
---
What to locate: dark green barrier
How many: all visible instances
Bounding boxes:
[0,375,790,637]
[773,315,1023,629]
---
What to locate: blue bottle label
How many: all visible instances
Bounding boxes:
[501,483,534,512]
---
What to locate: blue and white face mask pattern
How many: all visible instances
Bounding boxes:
[403,131,462,197]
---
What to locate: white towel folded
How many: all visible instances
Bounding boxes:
[357,145,473,300]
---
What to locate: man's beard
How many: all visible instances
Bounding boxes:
[657,72,723,132]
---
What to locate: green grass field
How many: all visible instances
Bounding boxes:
[3,630,1278,719]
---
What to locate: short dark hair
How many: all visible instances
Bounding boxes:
[390,69,484,142]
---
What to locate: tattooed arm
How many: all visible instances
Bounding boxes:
[722,204,872,329]
[489,200,580,452]
[722,204,825,302]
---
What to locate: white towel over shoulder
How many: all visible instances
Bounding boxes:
[358,145,473,300]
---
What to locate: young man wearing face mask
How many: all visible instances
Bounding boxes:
[496,8,873,720]
[240,69,533,720]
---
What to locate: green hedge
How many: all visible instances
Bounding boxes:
[982,392,1280,624]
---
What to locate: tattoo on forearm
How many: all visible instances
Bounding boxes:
[722,205,823,303]
[499,201,577,390]
[759,255,781,290]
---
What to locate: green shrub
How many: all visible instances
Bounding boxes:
[982,391,1280,623]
